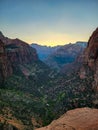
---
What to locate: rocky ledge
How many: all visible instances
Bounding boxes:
[36,107,98,130]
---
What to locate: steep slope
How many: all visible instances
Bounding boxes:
[0,32,57,129]
[36,108,98,130]
[79,27,98,107]
[79,28,98,88]
[0,39,12,86]
[36,28,98,130]
[44,42,87,70]
[0,31,12,45]
[88,28,98,92]
[0,31,39,87]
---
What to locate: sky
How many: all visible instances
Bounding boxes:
[0,0,98,46]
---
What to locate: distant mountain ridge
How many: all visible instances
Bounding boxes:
[31,42,87,70]
[31,43,60,60]
[79,27,98,92]
[44,42,87,70]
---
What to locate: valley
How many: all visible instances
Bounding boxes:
[31,42,87,71]
[0,28,98,130]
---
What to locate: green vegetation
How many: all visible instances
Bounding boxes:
[0,61,96,129]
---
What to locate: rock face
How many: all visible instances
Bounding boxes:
[0,115,24,130]
[85,28,98,92]
[31,43,60,60]
[45,42,87,70]
[84,27,98,69]
[0,40,12,86]
[0,31,38,86]
[36,107,98,130]
[79,28,98,91]
[0,31,38,64]
[6,39,38,65]
[0,31,12,45]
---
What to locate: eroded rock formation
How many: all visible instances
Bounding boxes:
[79,28,98,92]
[36,108,98,130]
[0,40,12,86]
[0,31,39,86]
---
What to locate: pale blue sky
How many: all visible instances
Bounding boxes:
[0,0,98,46]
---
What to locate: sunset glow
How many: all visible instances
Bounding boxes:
[0,0,98,46]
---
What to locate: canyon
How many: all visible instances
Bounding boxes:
[0,28,98,130]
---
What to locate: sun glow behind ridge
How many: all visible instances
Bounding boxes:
[0,0,98,46]
[14,30,91,46]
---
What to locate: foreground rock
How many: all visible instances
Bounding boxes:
[36,107,98,130]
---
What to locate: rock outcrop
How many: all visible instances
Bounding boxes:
[45,42,87,70]
[0,31,39,86]
[83,28,98,69]
[79,28,98,92]
[0,31,12,45]
[85,28,98,92]
[0,31,38,64]
[0,40,12,86]
[36,107,98,130]
[6,38,38,65]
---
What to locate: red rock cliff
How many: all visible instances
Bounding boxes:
[6,38,38,65]
[85,28,98,92]
[0,31,39,85]
[0,31,38,64]
[0,40,12,86]
[84,28,98,67]
[79,28,98,91]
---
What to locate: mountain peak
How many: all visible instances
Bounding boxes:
[0,31,4,38]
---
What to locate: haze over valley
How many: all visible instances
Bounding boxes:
[0,0,98,130]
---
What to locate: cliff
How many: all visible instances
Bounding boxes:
[0,31,38,64]
[45,42,87,70]
[0,32,39,87]
[79,28,98,92]
[36,107,98,130]
[0,31,39,86]
[0,40,12,86]
[6,38,38,65]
